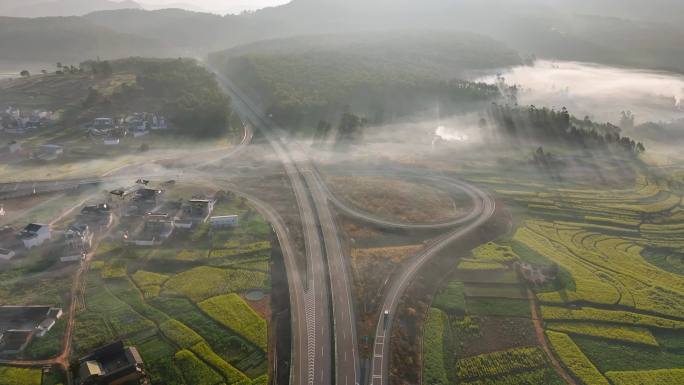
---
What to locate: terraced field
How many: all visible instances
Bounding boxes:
[437,171,684,385]
[71,195,273,384]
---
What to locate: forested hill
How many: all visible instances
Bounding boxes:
[0,16,167,62]
[210,32,521,128]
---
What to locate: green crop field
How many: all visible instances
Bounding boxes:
[546,331,610,385]
[423,308,449,385]
[455,347,548,381]
[0,366,42,385]
[163,266,268,302]
[466,298,531,318]
[174,349,224,385]
[199,294,268,351]
[546,322,658,346]
[433,281,466,314]
[606,368,684,385]
[425,170,684,384]
[66,190,273,384]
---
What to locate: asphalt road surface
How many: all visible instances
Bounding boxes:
[369,176,496,385]
[212,70,335,385]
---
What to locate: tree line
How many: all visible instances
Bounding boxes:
[488,104,645,155]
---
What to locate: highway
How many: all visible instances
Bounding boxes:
[369,175,496,385]
[212,71,334,385]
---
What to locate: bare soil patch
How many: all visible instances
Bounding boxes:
[328,176,464,223]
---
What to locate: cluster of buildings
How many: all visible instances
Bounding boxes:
[111,181,238,246]
[0,106,55,135]
[88,113,168,145]
[0,305,63,355]
[0,201,112,263]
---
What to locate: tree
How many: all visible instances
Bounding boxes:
[56,62,62,69]
[620,110,635,130]
[41,69,47,74]
[636,142,646,153]
[20,70,30,77]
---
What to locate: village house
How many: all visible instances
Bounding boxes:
[18,223,50,249]
[33,144,64,161]
[80,203,113,230]
[209,215,239,229]
[0,248,15,261]
[93,118,115,130]
[63,223,93,256]
[0,306,63,355]
[78,341,148,385]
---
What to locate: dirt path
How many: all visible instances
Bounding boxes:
[527,288,578,385]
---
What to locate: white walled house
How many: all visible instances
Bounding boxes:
[0,248,15,260]
[209,215,239,229]
[18,223,51,249]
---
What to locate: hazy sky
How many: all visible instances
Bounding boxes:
[140,0,291,14]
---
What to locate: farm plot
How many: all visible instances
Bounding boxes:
[71,193,274,384]
[606,368,684,385]
[199,294,268,350]
[0,366,41,385]
[545,322,658,346]
[515,220,684,318]
[423,308,449,385]
[449,173,684,384]
[163,266,268,302]
[545,331,610,385]
[454,347,549,381]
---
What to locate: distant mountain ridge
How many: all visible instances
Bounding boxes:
[0,0,141,17]
[1,0,684,73]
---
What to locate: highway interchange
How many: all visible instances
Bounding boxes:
[0,69,496,385]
